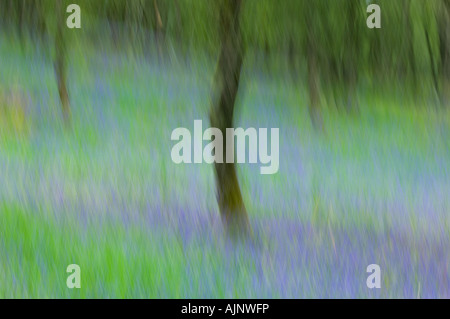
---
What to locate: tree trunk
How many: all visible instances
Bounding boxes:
[153,0,164,60]
[396,0,417,89]
[210,0,249,234]
[426,29,440,101]
[55,0,70,123]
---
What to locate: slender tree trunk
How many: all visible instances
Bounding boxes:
[328,56,341,110]
[210,0,249,234]
[397,0,416,89]
[426,29,440,101]
[153,0,164,60]
[55,0,70,123]
[404,0,417,88]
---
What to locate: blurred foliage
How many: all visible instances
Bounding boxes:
[0,85,29,135]
[0,0,448,104]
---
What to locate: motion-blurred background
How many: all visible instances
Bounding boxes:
[0,0,449,298]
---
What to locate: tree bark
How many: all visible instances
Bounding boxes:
[210,0,249,234]
[55,0,70,123]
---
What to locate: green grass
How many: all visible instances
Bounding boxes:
[0,203,181,298]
